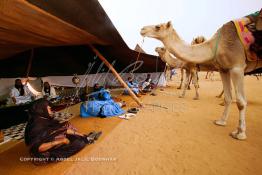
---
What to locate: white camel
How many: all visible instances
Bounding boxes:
[156,36,216,100]
[155,47,200,99]
[141,21,262,140]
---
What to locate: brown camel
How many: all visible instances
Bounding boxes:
[141,21,262,140]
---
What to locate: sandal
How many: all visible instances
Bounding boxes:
[127,108,139,114]
[85,131,102,144]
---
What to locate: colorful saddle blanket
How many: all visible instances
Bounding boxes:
[233,17,256,61]
[233,11,261,61]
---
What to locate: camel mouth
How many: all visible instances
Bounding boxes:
[140,29,147,36]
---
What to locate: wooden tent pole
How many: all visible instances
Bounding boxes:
[88,45,143,107]
[25,48,34,78]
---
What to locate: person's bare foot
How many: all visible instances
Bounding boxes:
[58,138,70,145]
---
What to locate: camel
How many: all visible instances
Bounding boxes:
[155,36,214,100]
[157,36,206,98]
[155,47,200,99]
[140,21,262,140]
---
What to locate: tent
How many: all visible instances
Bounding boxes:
[0,0,167,96]
[0,0,166,128]
[0,0,165,77]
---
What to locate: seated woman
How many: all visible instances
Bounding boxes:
[124,77,142,97]
[24,99,101,165]
[80,83,125,118]
[42,81,58,100]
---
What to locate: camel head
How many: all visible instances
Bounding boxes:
[140,21,173,39]
[191,36,206,45]
[155,47,171,63]
[155,47,166,56]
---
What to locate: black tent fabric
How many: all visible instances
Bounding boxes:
[0,45,162,77]
[0,0,165,78]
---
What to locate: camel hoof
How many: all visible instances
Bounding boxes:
[218,101,225,106]
[214,120,227,126]
[230,130,247,140]
[177,87,181,89]
[193,97,199,100]
[179,95,184,98]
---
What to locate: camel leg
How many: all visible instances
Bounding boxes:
[187,75,192,90]
[214,71,232,126]
[210,71,214,81]
[192,70,199,100]
[196,71,200,88]
[230,68,247,140]
[216,89,224,98]
[177,69,183,89]
[179,70,190,98]
[205,72,209,79]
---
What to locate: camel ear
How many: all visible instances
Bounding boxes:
[167,21,172,28]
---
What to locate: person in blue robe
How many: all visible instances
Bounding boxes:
[124,77,141,96]
[80,83,125,118]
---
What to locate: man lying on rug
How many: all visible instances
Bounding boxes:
[80,83,126,118]
[9,79,34,105]
[24,99,102,165]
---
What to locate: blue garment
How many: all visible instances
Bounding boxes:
[124,81,139,95]
[80,89,125,118]
[90,88,111,100]
[171,69,176,75]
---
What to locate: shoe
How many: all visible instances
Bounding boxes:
[85,131,102,144]
[126,113,136,117]
[127,108,139,114]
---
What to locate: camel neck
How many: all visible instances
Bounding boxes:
[161,29,216,64]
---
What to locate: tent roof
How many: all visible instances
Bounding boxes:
[0,0,164,77]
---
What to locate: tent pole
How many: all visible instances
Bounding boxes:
[25,49,34,78]
[88,45,143,107]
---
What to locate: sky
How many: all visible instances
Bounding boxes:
[99,0,262,55]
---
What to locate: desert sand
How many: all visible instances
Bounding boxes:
[0,72,262,175]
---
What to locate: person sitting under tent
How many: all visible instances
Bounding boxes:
[80,83,125,118]
[42,81,58,100]
[124,77,142,97]
[24,99,102,165]
[141,74,156,92]
[9,79,34,105]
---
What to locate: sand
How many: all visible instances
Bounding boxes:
[0,72,262,175]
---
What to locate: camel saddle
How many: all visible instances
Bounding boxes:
[233,9,262,61]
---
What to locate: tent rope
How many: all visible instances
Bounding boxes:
[131,37,144,74]
[63,66,92,114]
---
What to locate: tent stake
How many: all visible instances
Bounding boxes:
[89,45,143,107]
